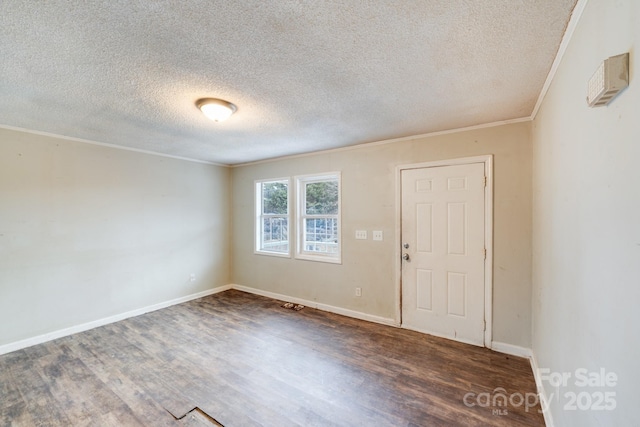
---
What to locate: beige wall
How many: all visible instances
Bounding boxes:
[232,122,533,348]
[0,128,231,347]
[532,0,639,425]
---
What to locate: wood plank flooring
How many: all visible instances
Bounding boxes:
[0,290,544,426]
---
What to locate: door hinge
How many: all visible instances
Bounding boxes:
[484,176,487,187]
[484,320,487,331]
[483,248,487,259]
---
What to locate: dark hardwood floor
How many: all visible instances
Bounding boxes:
[0,290,544,426]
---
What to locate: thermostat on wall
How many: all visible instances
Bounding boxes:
[587,52,629,107]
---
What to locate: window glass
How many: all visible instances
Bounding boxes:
[297,174,341,263]
[305,181,338,215]
[256,180,289,256]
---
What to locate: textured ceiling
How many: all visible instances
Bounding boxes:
[0,1,577,165]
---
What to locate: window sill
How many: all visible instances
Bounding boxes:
[254,250,291,258]
[294,253,342,264]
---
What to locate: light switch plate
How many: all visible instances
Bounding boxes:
[355,230,367,240]
[372,230,383,241]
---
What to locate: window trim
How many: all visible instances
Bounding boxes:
[295,172,342,264]
[254,177,292,258]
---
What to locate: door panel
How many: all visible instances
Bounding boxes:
[401,163,485,346]
[416,269,433,311]
[416,204,433,252]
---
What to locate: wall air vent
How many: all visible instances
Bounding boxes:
[587,53,629,107]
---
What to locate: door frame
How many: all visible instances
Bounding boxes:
[395,155,494,348]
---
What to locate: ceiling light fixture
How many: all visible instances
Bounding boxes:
[196,98,237,122]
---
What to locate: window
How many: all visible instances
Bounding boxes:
[255,179,290,256]
[254,173,341,263]
[296,173,341,263]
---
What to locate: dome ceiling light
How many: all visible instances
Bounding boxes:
[196,98,237,122]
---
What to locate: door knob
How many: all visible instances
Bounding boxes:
[403,243,410,249]
[402,253,410,261]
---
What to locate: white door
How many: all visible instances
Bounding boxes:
[401,163,486,346]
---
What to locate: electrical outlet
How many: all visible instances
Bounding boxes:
[355,230,367,240]
[355,287,362,297]
[190,273,196,282]
[372,230,383,241]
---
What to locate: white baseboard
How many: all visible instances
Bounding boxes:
[491,343,551,426]
[530,351,554,427]
[1,283,398,355]
[490,341,533,358]
[230,284,397,327]
[0,285,232,356]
